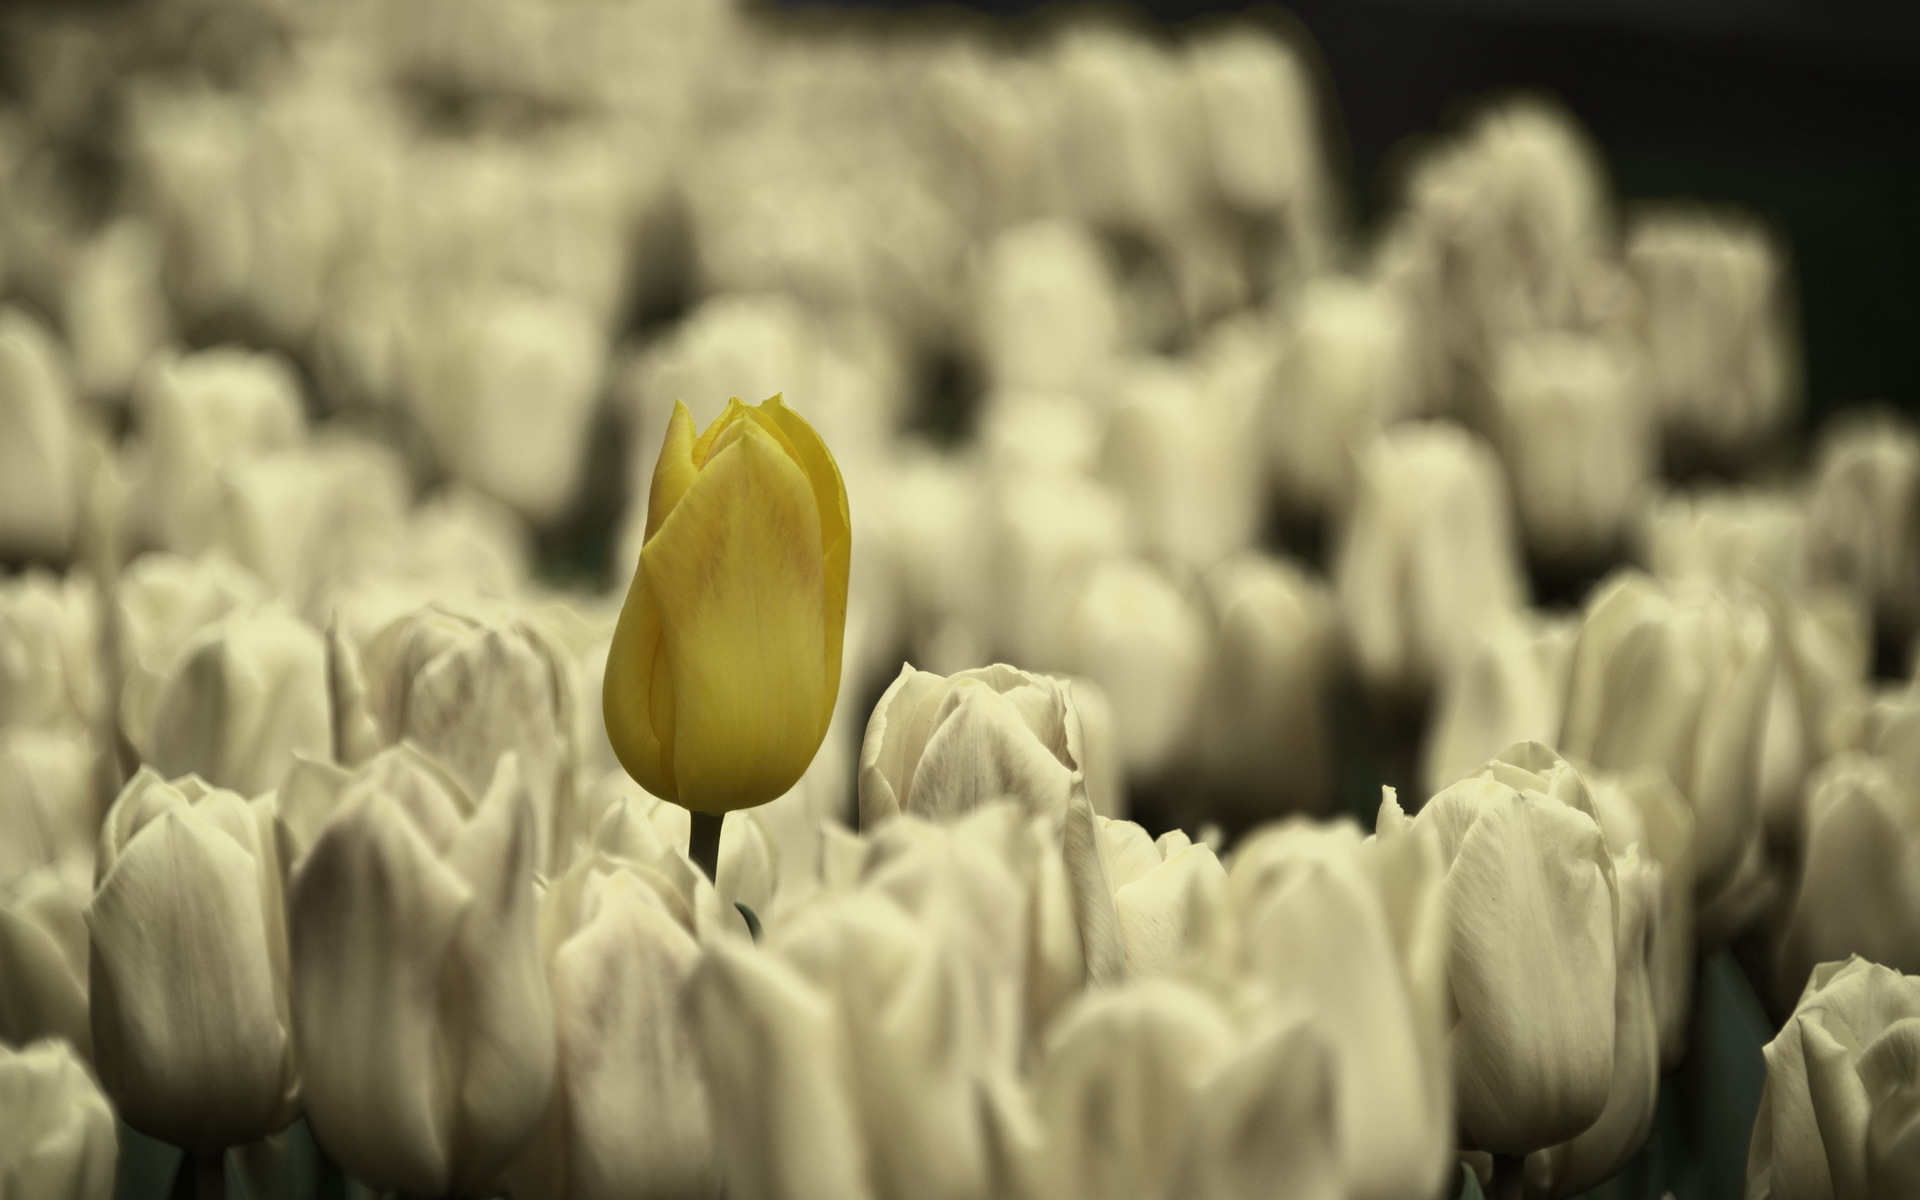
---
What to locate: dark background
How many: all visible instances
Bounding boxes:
[796,0,1920,435]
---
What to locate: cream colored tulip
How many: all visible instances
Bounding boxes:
[1423,610,1576,797]
[1588,769,1696,1068]
[288,745,554,1197]
[976,220,1118,398]
[0,570,101,734]
[605,396,849,816]
[114,551,270,758]
[0,1038,116,1200]
[0,308,79,561]
[1065,560,1207,781]
[1807,412,1920,644]
[0,865,91,1056]
[86,769,298,1149]
[988,472,1127,671]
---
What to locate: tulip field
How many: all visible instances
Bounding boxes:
[3,2,1919,1200]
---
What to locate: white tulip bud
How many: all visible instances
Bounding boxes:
[129,347,305,557]
[1165,1016,1344,1200]
[1424,610,1576,797]
[406,289,604,525]
[0,308,79,561]
[1490,332,1655,565]
[288,745,555,1197]
[0,865,91,1056]
[362,604,577,876]
[1807,412,1920,644]
[63,217,169,404]
[976,220,1118,397]
[1336,423,1528,696]
[1411,743,1618,1155]
[1049,29,1200,240]
[86,769,298,1149]
[1102,359,1260,573]
[1561,571,1775,921]
[1526,846,1662,1198]
[1748,957,1920,1200]
[1186,25,1328,230]
[145,606,330,799]
[859,663,1103,832]
[113,551,269,756]
[687,939,873,1200]
[1264,277,1419,517]
[1065,560,1207,781]
[1229,816,1454,1200]
[1036,980,1238,1200]
[1776,756,1920,1008]
[0,570,100,733]
[0,1038,117,1200]
[988,472,1126,671]
[125,88,252,320]
[0,726,100,890]
[504,857,715,1200]
[1626,208,1797,461]
[1111,836,1229,982]
[1588,769,1696,1069]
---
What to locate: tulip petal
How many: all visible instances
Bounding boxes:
[604,568,675,801]
[758,395,851,717]
[907,682,1076,824]
[645,401,701,542]
[87,809,289,1149]
[643,418,830,812]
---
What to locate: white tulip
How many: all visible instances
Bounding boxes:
[405,288,605,525]
[1776,757,1920,1008]
[288,745,555,1197]
[86,769,298,1149]
[144,606,330,799]
[1264,276,1419,517]
[1192,553,1336,818]
[686,939,873,1200]
[976,220,1119,397]
[1626,208,1797,462]
[0,1038,116,1200]
[0,570,100,733]
[1807,412,1920,644]
[360,604,577,875]
[504,856,715,1200]
[1424,611,1576,797]
[1490,332,1655,565]
[128,347,305,557]
[1101,358,1260,573]
[1163,1016,1344,1200]
[1111,833,1229,982]
[0,726,100,890]
[0,865,91,1056]
[1048,28,1201,240]
[1335,422,1528,696]
[113,551,269,756]
[63,217,169,404]
[1186,25,1330,239]
[1748,956,1920,1200]
[0,308,78,561]
[988,472,1127,670]
[1560,570,1775,925]
[1229,816,1454,1200]
[1064,560,1207,781]
[1588,769,1696,1068]
[859,663,1104,831]
[1526,846,1662,1198]
[871,448,991,676]
[1410,743,1618,1155]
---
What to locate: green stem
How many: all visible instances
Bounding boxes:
[689,810,723,883]
[194,1149,226,1200]
[1489,1154,1525,1200]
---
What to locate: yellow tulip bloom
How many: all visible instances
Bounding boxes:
[604,395,850,813]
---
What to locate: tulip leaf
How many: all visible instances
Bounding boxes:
[735,901,763,941]
[1457,1162,1487,1200]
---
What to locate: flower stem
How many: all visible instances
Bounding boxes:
[690,810,723,883]
[194,1149,226,1200]
[1490,1153,1525,1200]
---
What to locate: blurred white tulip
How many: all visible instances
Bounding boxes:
[505,856,715,1200]
[1626,208,1798,463]
[145,606,330,800]
[360,604,577,875]
[114,552,270,758]
[288,745,555,1197]
[976,220,1118,397]
[1192,553,1336,819]
[1107,827,1229,982]
[871,449,990,675]
[406,288,606,525]
[1165,1016,1344,1200]
[1776,756,1920,1008]
[62,218,169,404]
[1102,358,1260,573]
[1560,571,1775,929]
[1748,957,1920,1200]
[1335,422,1528,696]
[1424,611,1576,797]
[0,726,99,890]
[1407,744,1617,1156]
[1048,27,1202,241]
[0,1038,116,1200]
[1490,331,1654,565]
[0,864,91,1057]
[1588,769,1696,1068]
[87,769,298,1149]
[0,569,100,733]
[1065,560,1207,782]
[1264,276,1419,517]
[1807,412,1920,645]
[1228,816,1455,1200]
[0,308,78,561]
[128,347,306,557]
[988,472,1127,670]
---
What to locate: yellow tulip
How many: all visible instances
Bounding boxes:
[605,395,850,813]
